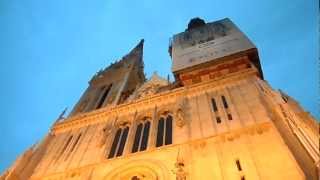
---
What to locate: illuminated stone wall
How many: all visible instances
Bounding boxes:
[1,18,318,180]
[4,72,316,180]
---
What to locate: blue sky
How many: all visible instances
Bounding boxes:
[0,0,318,172]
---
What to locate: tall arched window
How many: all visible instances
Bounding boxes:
[156,114,173,147]
[108,125,129,159]
[132,120,151,153]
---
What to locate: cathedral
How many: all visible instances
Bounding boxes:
[1,18,319,180]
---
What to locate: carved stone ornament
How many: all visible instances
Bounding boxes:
[128,72,168,101]
[175,165,187,180]
[116,120,130,128]
[175,109,185,128]
[98,123,113,147]
[103,125,113,137]
[172,150,188,180]
[175,97,188,128]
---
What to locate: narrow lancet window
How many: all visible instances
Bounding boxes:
[96,84,112,109]
[165,115,173,145]
[211,98,218,112]
[221,95,229,109]
[65,133,82,160]
[236,159,242,171]
[156,117,165,147]
[70,133,81,152]
[116,126,129,157]
[70,133,82,153]
[108,129,121,158]
[56,135,73,161]
[132,123,143,153]
[140,121,150,151]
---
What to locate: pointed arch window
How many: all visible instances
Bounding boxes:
[156,114,173,147]
[108,124,129,159]
[132,120,151,153]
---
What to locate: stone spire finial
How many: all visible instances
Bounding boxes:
[55,107,67,124]
[129,39,144,57]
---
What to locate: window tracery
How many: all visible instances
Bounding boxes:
[132,118,151,153]
[156,113,173,147]
[108,122,130,159]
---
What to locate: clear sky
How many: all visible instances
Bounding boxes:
[0,0,318,173]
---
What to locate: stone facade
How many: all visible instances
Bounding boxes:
[1,18,319,180]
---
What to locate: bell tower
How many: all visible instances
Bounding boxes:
[69,40,145,116]
[169,18,263,86]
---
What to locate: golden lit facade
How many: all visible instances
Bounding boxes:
[1,18,319,180]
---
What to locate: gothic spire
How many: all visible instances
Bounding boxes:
[124,39,144,59]
[90,39,145,83]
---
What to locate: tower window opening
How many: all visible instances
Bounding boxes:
[156,114,173,147]
[241,176,246,180]
[221,95,229,109]
[211,98,218,112]
[236,159,242,171]
[227,114,233,120]
[96,84,112,109]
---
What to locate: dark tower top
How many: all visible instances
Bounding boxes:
[187,17,206,31]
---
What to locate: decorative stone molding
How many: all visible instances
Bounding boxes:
[103,160,169,180]
[51,69,257,134]
[136,110,153,123]
[128,72,169,101]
